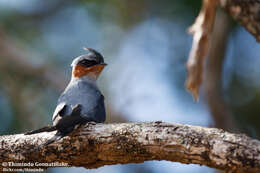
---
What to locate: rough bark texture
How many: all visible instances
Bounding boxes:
[222,0,260,42]
[0,122,260,172]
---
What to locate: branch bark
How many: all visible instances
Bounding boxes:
[186,0,218,100]
[186,0,260,100]
[222,0,260,42]
[0,122,260,172]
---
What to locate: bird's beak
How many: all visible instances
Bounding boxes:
[100,63,107,66]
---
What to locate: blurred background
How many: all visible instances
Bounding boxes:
[0,0,260,173]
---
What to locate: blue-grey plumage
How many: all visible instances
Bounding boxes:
[52,78,106,126]
[25,48,107,147]
[52,48,107,134]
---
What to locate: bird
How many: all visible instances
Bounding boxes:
[25,48,107,146]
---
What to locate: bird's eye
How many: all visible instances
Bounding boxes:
[79,60,98,67]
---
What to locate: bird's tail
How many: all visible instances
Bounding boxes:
[26,104,83,150]
[25,125,66,151]
[42,131,65,146]
[24,125,57,135]
[31,131,65,151]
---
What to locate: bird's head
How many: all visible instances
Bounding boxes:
[71,48,107,81]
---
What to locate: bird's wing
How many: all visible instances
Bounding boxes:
[52,102,67,122]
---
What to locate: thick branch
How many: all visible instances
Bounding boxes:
[222,0,260,42]
[0,122,260,172]
[203,10,238,132]
[186,0,218,100]
[186,0,260,100]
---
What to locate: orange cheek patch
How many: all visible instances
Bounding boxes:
[73,64,105,78]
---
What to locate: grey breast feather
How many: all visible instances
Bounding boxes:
[52,80,106,125]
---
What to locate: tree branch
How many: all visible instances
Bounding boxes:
[221,0,260,42]
[186,0,260,100]
[0,122,260,172]
[203,10,238,132]
[186,0,218,101]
